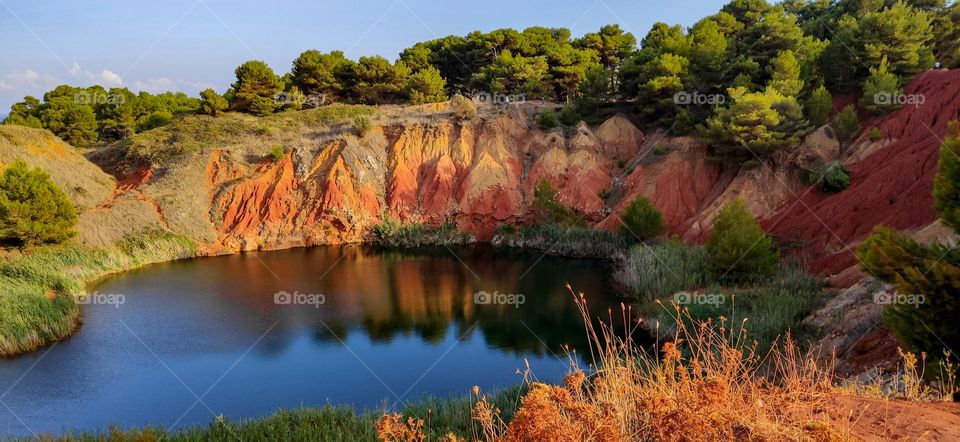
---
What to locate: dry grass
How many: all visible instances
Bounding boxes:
[379,286,852,442]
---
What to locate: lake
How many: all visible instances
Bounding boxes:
[0,245,626,436]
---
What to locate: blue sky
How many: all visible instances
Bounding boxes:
[0,0,729,112]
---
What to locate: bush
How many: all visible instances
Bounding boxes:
[870,127,882,141]
[616,240,708,299]
[371,216,474,248]
[532,179,580,225]
[199,88,228,116]
[268,145,285,162]
[618,195,664,242]
[536,108,558,129]
[494,224,625,259]
[0,161,77,247]
[831,104,860,148]
[705,198,778,283]
[137,110,174,132]
[353,115,371,137]
[557,104,581,126]
[810,161,851,192]
[805,85,833,128]
[449,94,476,121]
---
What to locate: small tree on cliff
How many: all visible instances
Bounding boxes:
[0,160,78,247]
[706,198,778,283]
[831,105,860,150]
[229,60,282,116]
[619,195,664,242]
[804,85,832,128]
[857,122,960,362]
[532,179,580,226]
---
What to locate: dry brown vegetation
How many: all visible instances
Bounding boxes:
[378,286,960,442]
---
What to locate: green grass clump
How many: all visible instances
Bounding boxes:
[616,240,708,299]
[371,216,475,248]
[0,230,196,356]
[33,386,525,441]
[493,224,625,259]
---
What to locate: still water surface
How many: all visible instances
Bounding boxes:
[0,245,624,435]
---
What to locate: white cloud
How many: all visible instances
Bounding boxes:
[1,69,62,94]
[69,62,124,87]
[133,77,178,93]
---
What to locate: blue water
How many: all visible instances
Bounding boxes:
[0,245,622,436]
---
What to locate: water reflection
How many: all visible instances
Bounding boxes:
[0,245,631,436]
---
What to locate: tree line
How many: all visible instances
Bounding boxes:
[3,0,958,157]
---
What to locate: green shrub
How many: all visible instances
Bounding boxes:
[705,198,778,283]
[870,127,882,141]
[531,179,580,225]
[652,145,669,155]
[136,110,174,131]
[811,161,851,192]
[0,161,77,247]
[371,215,474,248]
[805,85,833,128]
[268,145,285,162]
[494,224,625,258]
[199,88,228,116]
[858,122,960,362]
[618,195,664,242]
[557,104,581,126]
[353,115,371,137]
[449,94,476,121]
[536,108,558,129]
[616,240,708,299]
[831,104,860,147]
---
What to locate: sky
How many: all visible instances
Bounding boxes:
[0,0,729,112]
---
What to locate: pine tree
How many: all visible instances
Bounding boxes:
[831,104,861,148]
[860,57,903,114]
[766,50,804,97]
[804,85,833,128]
[706,198,778,283]
[199,89,228,116]
[619,195,664,242]
[0,161,78,247]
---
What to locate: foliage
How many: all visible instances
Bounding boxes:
[860,57,904,114]
[353,115,372,137]
[448,94,476,121]
[493,224,625,259]
[291,49,355,102]
[804,85,833,127]
[0,161,77,247]
[859,1,934,78]
[199,88,228,116]
[531,179,580,225]
[870,126,883,140]
[810,160,852,192]
[766,50,804,97]
[618,195,664,242]
[934,121,960,231]
[352,56,410,104]
[268,145,285,162]
[371,216,474,248]
[405,67,447,104]
[831,104,861,146]
[705,198,778,283]
[699,87,809,158]
[229,60,283,116]
[535,108,558,129]
[616,240,708,299]
[857,123,960,362]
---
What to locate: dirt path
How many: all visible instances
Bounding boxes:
[824,395,960,441]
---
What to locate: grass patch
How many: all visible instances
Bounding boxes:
[370,216,475,248]
[0,230,196,356]
[615,240,708,299]
[26,386,524,441]
[492,224,625,259]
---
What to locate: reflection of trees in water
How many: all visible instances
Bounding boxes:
[309,246,635,356]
